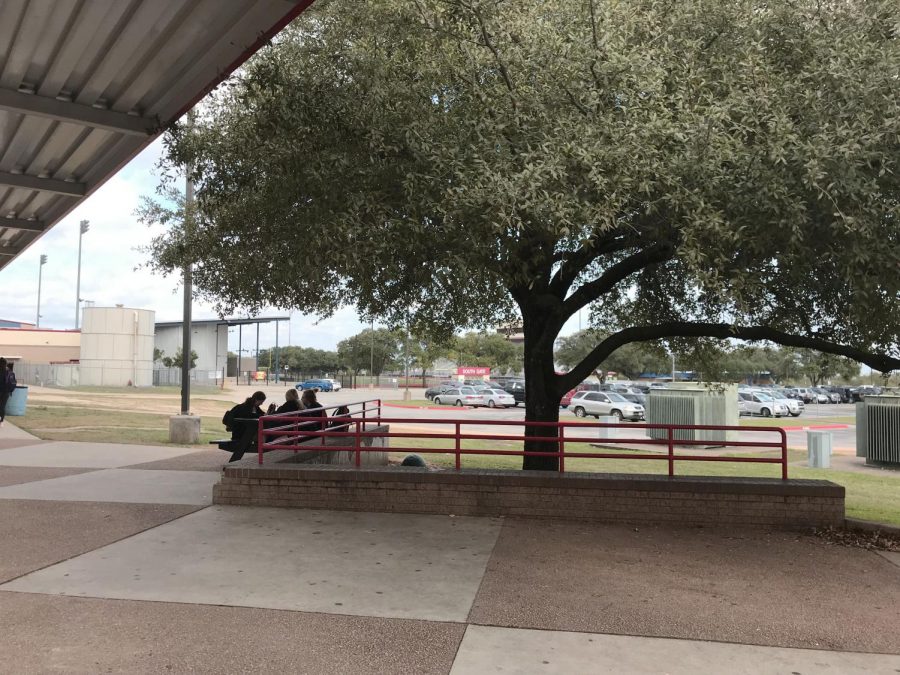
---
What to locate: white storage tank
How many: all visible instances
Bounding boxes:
[79,306,156,387]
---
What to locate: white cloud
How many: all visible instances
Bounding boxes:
[0,141,367,351]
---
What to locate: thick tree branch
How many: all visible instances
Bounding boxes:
[561,242,675,316]
[558,321,900,393]
[549,234,632,295]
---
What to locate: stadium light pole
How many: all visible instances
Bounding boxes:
[75,220,89,329]
[35,254,47,327]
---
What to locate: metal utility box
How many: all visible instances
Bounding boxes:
[647,383,739,444]
[807,430,832,468]
[856,395,900,467]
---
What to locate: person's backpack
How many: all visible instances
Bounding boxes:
[5,370,15,394]
[222,406,236,431]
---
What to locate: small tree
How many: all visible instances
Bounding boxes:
[162,348,198,370]
[337,328,399,376]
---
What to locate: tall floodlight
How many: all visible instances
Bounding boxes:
[35,254,47,327]
[75,220,89,328]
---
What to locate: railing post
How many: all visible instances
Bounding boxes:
[455,422,461,470]
[257,417,264,465]
[667,426,674,477]
[362,401,367,422]
[559,423,565,474]
[781,428,788,480]
[355,419,362,467]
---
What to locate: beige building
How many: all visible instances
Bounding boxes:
[0,327,80,363]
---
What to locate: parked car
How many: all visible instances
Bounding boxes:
[811,387,834,404]
[325,378,342,392]
[757,388,804,417]
[432,386,481,407]
[474,388,516,408]
[296,378,333,392]
[793,387,818,404]
[569,391,645,421]
[424,382,455,400]
[737,397,749,416]
[621,392,647,407]
[502,380,526,406]
[738,392,788,417]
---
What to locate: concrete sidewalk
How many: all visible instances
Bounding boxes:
[0,436,898,673]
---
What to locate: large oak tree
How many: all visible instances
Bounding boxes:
[143,0,900,469]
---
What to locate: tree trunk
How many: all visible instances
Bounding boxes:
[521,309,563,471]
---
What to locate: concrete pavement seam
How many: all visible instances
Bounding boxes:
[0,503,207,588]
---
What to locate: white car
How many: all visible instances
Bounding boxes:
[738,392,789,417]
[569,391,645,421]
[766,389,804,417]
[325,378,342,392]
[433,386,481,407]
[473,388,516,408]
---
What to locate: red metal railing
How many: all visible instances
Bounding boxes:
[256,404,789,479]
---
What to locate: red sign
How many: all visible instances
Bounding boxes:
[457,366,491,376]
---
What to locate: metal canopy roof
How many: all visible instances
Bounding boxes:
[0,0,314,271]
[155,317,290,328]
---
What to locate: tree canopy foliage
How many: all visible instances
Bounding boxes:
[142,0,900,467]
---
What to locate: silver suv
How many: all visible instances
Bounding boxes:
[569,391,645,421]
[738,392,789,418]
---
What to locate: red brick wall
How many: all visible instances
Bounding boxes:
[213,466,844,529]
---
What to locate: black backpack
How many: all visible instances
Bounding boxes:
[222,406,236,431]
[5,371,14,394]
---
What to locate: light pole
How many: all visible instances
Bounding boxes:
[403,314,411,401]
[369,319,375,389]
[35,254,47,327]
[75,220,89,328]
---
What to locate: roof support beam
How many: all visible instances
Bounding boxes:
[1,218,45,232]
[0,245,22,257]
[0,88,157,136]
[0,171,85,197]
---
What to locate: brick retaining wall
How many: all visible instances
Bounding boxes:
[213,465,844,529]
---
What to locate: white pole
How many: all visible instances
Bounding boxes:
[75,220,89,328]
[36,254,47,327]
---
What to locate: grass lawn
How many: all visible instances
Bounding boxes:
[389,440,900,527]
[15,404,224,447]
[52,385,225,396]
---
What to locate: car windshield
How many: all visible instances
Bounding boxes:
[606,393,629,402]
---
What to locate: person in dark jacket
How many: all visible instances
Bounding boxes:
[223,391,267,462]
[267,388,302,415]
[0,358,8,427]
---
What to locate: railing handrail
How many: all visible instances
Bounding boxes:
[254,407,788,479]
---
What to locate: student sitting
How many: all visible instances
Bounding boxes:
[222,391,266,463]
[267,388,302,415]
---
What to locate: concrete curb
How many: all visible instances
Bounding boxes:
[844,517,900,537]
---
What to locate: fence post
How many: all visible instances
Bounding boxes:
[559,424,565,474]
[781,428,788,480]
[355,419,361,468]
[257,418,264,465]
[455,422,461,470]
[667,426,674,477]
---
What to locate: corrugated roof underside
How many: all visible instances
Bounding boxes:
[0,0,308,269]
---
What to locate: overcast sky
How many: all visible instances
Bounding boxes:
[1,139,581,353]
